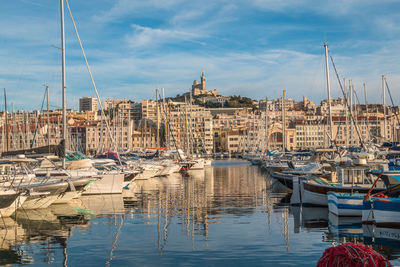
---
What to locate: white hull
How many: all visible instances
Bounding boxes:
[300,182,327,206]
[82,173,124,195]
[190,159,204,170]
[374,210,400,226]
[362,198,400,226]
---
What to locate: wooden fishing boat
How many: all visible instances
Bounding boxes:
[301,165,385,206]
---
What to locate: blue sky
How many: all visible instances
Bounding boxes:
[1,0,400,110]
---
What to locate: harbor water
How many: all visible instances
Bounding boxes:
[1,160,400,266]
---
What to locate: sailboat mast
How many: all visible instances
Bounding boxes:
[282,90,286,151]
[344,78,348,147]
[349,80,354,146]
[353,84,358,145]
[3,88,8,152]
[47,85,50,152]
[363,83,369,142]
[162,88,169,150]
[265,97,269,152]
[382,75,386,141]
[60,0,67,167]
[156,88,160,159]
[324,43,334,147]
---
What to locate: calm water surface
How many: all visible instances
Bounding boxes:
[2,160,400,266]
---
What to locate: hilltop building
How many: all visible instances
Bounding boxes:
[191,70,219,97]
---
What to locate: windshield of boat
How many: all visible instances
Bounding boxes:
[66,151,88,161]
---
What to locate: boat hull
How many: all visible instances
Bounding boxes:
[363,197,400,227]
[190,159,204,170]
[327,192,364,217]
[82,173,124,195]
[301,181,382,206]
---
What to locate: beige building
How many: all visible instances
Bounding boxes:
[167,101,213,154]
[131,127,157,151]
[84,119,134,154]
[295,121,328,149]
[141,100,157,121]
[225,131,240,154]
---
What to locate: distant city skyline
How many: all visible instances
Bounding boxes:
[1,0,400,110]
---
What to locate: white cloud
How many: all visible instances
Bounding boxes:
[125,24,205,48]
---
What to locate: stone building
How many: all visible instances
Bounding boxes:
[166,101,213,154]
[191,70,218,97]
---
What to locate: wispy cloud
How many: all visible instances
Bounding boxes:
[125,24,206,48]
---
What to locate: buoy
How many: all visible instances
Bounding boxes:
[317,242,392,267]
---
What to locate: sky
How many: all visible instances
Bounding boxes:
[1,0,400,111]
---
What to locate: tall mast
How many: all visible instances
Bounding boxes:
[382,75,386,141]
[349,80,353,146]
[60,0,67,167]
[3,88,8,152]
[47,85,50,152]
[189,90,193,155]
[162,88,169,150]
[265,98,268,152]
[282,90,286,151]
[363,83,369,143]
[324,43,334,146]
[353,84,358,146]
[156,88,160,159]
[344,78,348,147]
[184,96,189,155]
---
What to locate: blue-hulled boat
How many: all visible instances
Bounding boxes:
[362,166,400,225]
[328,192,365,216]
[363,197,400,227]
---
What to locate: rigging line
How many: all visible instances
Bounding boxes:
[30,88,48,149]
[385,80,400,126]
[160,101,183,160]
[328,53,365,149]
[65,0,121,162]
[353,87,362,106]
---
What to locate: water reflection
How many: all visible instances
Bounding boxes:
[1,160,399,266]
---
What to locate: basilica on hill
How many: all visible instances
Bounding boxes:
[191,70,219,96]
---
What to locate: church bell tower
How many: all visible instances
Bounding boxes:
[201,69,206,91]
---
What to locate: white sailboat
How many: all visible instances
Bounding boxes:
[56,0,124,195]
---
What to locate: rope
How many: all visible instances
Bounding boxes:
[30,88,48,148]
[65,0,122,164]
[329,52,365,149]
